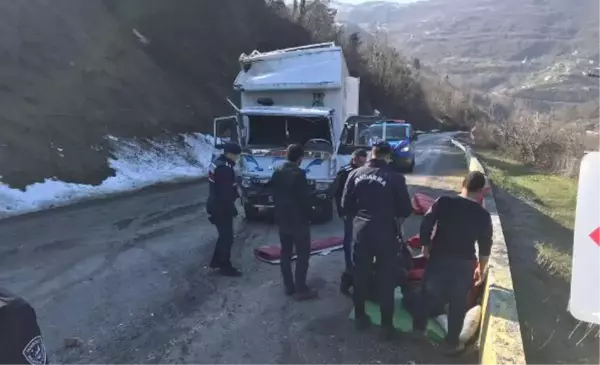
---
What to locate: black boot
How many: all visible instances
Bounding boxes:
[219,266,242,277]
[355,315,372,331]
[340,271,353,296]
[284,285,296,296]
[379,325,399,342]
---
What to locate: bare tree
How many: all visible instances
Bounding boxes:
[299,0,307,23]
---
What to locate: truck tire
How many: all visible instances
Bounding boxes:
[407,157,415,173]
[313,200,334,223]
[244,203,260,221]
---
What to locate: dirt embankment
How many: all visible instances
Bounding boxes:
[0,0,311,190]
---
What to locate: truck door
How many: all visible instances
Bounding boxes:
[213,115,241,148]
[339,118,379,152]
[212,115,246,185]
[408,125,416,150]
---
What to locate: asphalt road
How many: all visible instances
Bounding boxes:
[0,132,471,364]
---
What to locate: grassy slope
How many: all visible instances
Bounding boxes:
[0,0,311,189]
[479,151,576,279]
[478,150,598,364]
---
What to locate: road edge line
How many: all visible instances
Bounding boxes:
[450,138,527,365]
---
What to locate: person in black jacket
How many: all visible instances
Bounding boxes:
[207,143,243,277]
[342,142,413,341]
[411,171,492,355]
[0,288,48,365]
[270,144,318,301]
[333,149,368,295]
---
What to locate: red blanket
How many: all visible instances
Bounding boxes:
[254,236,343,264]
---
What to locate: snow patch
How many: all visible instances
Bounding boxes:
[0,133,216,220]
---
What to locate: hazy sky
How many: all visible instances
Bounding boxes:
[335,0,425,3]
[284,0,423,4]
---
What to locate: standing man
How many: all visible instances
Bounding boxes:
[342,142,413,340]
[207,142,243,277]
[411,171,492,355]
[0,288,48,365]
[334,149,368,295]
[270,144,318,301]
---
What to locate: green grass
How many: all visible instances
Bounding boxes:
[534,241,573,280]
[478,151,578,229]
[478,150,578,280]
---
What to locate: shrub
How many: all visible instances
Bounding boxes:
[478,111,586,176]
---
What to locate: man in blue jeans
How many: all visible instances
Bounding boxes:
[411,171,492,355]
[333,149,367,295]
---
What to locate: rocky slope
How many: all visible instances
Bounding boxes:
[0,0,311,189]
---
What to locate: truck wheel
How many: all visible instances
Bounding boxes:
[314,200,334,223]
[407,158,415,173]
[244,203,260,221]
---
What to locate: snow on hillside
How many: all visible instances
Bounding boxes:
[0,134,216,220]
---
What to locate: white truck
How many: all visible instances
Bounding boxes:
[212,42,362,222]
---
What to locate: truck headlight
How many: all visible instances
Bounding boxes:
[241,176,252,188]
[400,146,410,152]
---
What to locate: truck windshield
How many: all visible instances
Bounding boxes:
[362,124,409,143]
[246,115,332,149]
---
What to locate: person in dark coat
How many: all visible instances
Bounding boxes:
[333,149,368,295]
[0,288,48,365]
[270,144,318,301]
[207,142,243,277]
[341,142,413,341]
[411,171,492,355]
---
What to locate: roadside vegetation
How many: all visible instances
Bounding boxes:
[478,151,577,279]
[477,150,599,364]
[473,110,591,177]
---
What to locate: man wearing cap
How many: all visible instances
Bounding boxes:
[0,288,48,364]
[334,149,368,295]
[341,142,413,340]
[411,171,492,355]
[207,142,243,277]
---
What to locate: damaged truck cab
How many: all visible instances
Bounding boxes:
[213,42,359,222]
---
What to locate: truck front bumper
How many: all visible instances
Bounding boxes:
[392,153,415,171]
[241,185,333,211]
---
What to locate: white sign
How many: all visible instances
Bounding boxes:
[569,152,600,325]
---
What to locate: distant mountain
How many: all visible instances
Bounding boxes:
[335,0,599,120]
